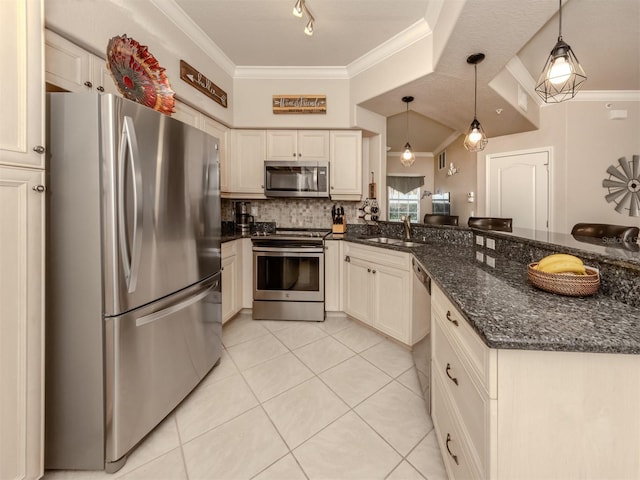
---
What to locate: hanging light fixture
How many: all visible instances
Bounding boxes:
[463,53,488,153]
[535,0,587,103]
[400,96,416,167]
[304,16,315,36]
[292,0,304,17]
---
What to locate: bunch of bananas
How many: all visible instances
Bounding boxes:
[534,253,586,275]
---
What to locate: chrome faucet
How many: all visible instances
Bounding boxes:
[401,215,412,240]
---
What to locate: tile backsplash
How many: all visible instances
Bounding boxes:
[222,198,361,229]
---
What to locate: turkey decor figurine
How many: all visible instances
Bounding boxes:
[106,34,175,115]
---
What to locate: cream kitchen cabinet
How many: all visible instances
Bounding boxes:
[221,241,241,323]
[0,167,45,480]
[45,29,119,95]
[324,239,342,312]
[266,130,330,161]
[342,242,411,344]
[171,101,229,192]
[431,282,640,480]
[0,2,46,479]
[1,0,45,169]
[227,130,267,198]
[329,130,362,201]
[240,238,254,309]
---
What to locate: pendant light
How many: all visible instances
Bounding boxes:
[535,0,587,103]
[463,53,488,153]
[400,96,416,167]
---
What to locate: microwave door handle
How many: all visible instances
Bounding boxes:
[117,116,144,293]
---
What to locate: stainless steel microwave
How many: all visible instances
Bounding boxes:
[264,161,330,198]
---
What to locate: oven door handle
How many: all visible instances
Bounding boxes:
[253,246,324,254]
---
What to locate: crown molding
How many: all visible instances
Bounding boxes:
[386,151,435,158]
[347,19,432,78]
[569,90,640,102]
[150,0,236,77]
[234,66,349,80]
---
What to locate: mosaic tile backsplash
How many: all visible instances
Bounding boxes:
[222,198,361,229]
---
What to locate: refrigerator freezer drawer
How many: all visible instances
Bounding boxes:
[105,273,221,467]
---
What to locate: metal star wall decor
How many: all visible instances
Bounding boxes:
[602,155,640,217]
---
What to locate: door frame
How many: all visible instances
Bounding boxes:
[485,147,554,232]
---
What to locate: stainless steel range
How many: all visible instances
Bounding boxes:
[252,229,330,322]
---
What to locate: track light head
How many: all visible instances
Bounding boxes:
[292,0,304,17]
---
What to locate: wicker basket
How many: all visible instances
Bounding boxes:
[527,263,600,297]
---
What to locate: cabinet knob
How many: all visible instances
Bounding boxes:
[446,310,459,327]
[293,153,296,157]
[32,145,45,154]
[372,269,376,274]
[344,255,351,263]
[96,86,105,92]
[84,81,93,88]
[32,185,46,193]
[367,268,371,273]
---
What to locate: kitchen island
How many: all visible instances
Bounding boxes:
[335,225,640,480]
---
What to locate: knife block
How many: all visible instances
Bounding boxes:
[332,219,346,233]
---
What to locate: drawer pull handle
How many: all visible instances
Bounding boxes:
[445,433,459,465]
[445,363,459,386]
[446,310,459,326]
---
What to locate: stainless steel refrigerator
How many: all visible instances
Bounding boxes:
[45,93,222,472]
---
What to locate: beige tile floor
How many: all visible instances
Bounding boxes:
[43,312,448,480]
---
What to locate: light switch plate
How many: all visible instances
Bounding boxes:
[475,235,484,246]
[486,238,495,250]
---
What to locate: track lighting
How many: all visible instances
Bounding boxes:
[304,17,314,36]
[535,0,587,103]
[463,53,488,153]
[292,0,315,36]
[400,96,416,167]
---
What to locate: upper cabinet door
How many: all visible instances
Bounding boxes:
[298,130,330,161]
[330,130,362,200]
[45,29,92,92]
[0,0,45,169]
[45,30,120,96]
[266,130,298,160]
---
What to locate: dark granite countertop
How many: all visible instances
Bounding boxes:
[335,234,640,355]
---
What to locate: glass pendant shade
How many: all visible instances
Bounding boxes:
[535,38,587,103]
[292,0,303,17]
[463,53,487,152]
[400,142,416,167]
[464,118,488,152]
[400,96,415,167]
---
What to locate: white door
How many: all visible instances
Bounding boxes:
[487,149,550,231]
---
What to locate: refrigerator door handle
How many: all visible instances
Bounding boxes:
[118,116,144,293]
[134,278,219,327]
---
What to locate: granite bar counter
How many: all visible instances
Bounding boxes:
[334,229,640,355]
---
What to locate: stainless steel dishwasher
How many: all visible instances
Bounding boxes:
[411,258,431,413]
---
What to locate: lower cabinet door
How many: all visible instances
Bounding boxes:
[343,256,371,324]
[221,253,238,323]
[372,263,409,343]
[0,166,45,480]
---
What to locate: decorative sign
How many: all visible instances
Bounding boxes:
[180,60,228,108]
[272,95,326,114]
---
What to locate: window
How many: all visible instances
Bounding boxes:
[388,186,420,222]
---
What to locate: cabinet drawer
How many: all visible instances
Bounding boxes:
[222,240,237,258]
[343,242,409,270]
[432,371,483,480]
[433,318,490,474]
[432,284,495,396]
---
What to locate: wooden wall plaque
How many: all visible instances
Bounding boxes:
[180,60,228,108]
[273,95,326,114]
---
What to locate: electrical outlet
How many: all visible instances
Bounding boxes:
[486,238,495,250]
[486,255,496,268]
[476,251,484,262]
[475,235,484,246]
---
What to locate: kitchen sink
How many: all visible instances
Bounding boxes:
[364,237,423,247]
[365,237,403,244]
